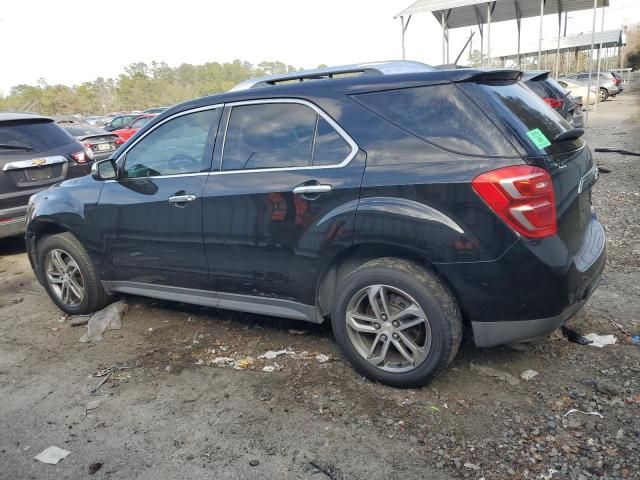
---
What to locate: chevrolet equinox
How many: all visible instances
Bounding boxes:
[26,62,605,387]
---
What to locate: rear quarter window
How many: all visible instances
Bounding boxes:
[0,120,75,153]
[475,81,582,155]
[353,84,518,157]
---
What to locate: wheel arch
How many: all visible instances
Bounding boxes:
[315,242,465,323]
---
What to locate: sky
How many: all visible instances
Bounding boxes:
[1,0,638,95]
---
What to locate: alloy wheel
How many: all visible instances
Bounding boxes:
[345,284,431,373]
[45,249,85,307]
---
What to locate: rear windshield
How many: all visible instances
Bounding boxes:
[354,84,518,157]
[0,120,75,153]
[525,77,567,99]
[64,126,110,137]
[476,81,582,155]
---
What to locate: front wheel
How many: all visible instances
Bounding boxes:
[331,258,462,388]
[37,232,109,315]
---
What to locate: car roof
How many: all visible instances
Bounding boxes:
[161,66,523,119]
[0,112,53,123]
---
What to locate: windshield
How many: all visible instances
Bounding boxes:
[130,117,152,128]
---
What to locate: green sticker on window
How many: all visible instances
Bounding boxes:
[526,128,551,149]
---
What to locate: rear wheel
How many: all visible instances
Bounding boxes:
[331,258,462,388]
[599,88,609,102]
[37,232,109,315]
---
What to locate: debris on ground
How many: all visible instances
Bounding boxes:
[70,316,90,327]
[88,462,103,474]
[470,363,519,385]
[288,329,306,335]
[315,354,330,363]
[563,408,603,419]
[520,369,539,381]
[80,301,128,343]
[262,365,276,372]
[259,349,289,360]
[594,147,640,156]
[560,325,592,345]
[234,357,254,369]
[86,399,102,411]
[89,370,112,396]
[211,356,234,366]
[631,334,640,345]
[34,446,71,465]
[583,333,617,347]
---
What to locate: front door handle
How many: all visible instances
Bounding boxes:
[292,184,332,195]
[168,194,197,205]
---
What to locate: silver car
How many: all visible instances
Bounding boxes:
[565,72,620,101]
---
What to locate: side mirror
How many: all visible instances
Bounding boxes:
[91,159,118,181]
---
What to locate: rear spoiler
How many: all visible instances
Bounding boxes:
[456,69,522,84]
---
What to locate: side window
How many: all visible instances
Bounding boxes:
[222,103,317,170]
[123,109,220,178]
[111,117,123,128]
[355,84,517,156]
[312,117,351,166]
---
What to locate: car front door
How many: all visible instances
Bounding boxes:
[96,106,222,289]
[202,99,364,309]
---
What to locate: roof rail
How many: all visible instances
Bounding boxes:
[229,61,436,92]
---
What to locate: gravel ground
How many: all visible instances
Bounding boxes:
[1,87,639,480]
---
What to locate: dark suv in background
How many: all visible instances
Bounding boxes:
[0,113,95,239]
[25,62,605,387]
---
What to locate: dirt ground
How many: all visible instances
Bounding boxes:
[1,89,639,480]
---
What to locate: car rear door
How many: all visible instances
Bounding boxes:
[96,107,222,289]
[201,99,364,307]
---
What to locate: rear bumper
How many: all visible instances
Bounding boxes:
[436,214,606,347]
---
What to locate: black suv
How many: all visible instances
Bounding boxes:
[1,113,95,239]
[25,62,605,387]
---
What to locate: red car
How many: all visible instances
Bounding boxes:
[113,114,158,143]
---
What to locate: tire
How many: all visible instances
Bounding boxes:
[599,88,609,102]
[331,258,462,388]
[37,232,109,315]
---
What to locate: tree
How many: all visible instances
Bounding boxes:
[624,23,640,70]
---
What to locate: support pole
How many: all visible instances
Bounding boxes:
[555,0,562,79]
[594,6,605,112]
[441,13,446,64]
[487,3,492,67]
[538,0,545,68]
[515,0,522,69]
[585,0,598,126]
[400,15,411,60]
[474,6,484,66]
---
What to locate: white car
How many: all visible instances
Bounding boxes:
[558,78,597,106]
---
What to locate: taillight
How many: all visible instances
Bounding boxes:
[115,137,125,145]
[71,146,94,163]
[543,97,563,109]
[472,165,557,239]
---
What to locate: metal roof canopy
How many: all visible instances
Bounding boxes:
[395,0,614,127]
[395,0,608,29]
[494,29,625,58]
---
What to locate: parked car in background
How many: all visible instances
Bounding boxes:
[61,124,121,161]
[103,114,140,132]
[0,112,94,239]
[25,62,605,388]
[565,72,620,101]
[608,71,624,93]
[557,78,597,106]
[111,114,157,142]
[523,71,582,127]
[144,107,169,114]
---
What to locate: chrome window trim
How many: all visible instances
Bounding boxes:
[217,98,358,175]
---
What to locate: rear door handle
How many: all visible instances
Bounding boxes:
[168,194,197,204]
[292,184,332,195]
